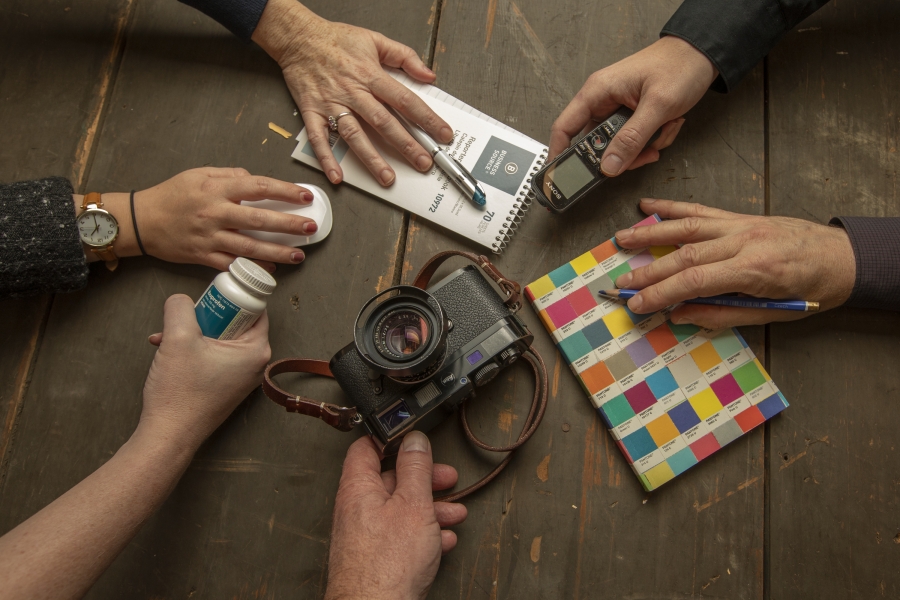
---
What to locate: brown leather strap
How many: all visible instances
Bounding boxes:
[262,358,360,432]
[436,347,549,503]
[82,192,102,211]
[91,245,119,272]
[412,250,521,311]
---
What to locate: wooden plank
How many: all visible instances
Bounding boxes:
[0,0,133,469]
[0,0,436,597]
[767,2,900,597]
[404,1,768,598]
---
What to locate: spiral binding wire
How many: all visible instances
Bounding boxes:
[492,148,548,254]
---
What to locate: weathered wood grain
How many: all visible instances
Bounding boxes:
[404,1,767,598]
[0,0,133,470]
[767,2,900,598]
[0,0,434,597]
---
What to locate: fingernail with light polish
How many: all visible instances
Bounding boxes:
[416,155,432,171]
[616,228,634,240]
[303,222,318,234]
[640,198,656,205]
[424,66,435,76]
[440,127,454,143]
[290,251,305,263]
[381,169,395,185]
[601,154,623,176]
[673,317,694,325]
[628,294,643,311]
[615,272,633,287]
[402,430,429,453]
[328,170,340,184]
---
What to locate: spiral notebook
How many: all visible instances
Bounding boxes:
[524,215,789,491]
[291,69,547,253]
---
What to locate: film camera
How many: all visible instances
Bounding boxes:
[329,259,534,456]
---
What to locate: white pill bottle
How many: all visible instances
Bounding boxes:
[194,257,276,340]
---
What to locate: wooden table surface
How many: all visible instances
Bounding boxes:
[2,0,899,598]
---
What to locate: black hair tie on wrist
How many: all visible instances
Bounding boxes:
[130,190,147,256]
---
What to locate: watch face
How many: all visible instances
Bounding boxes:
[77,209,118,247]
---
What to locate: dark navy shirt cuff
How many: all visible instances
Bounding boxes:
[830,217,900,312]
[179,0,270,41]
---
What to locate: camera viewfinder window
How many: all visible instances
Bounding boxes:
[379,400,412,433]
[549,154,594,198]
[466,350,484,365]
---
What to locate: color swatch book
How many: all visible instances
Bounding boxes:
[291,69,546,253]
[524,215,789,491]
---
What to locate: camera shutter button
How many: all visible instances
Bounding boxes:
[474,362,500,386]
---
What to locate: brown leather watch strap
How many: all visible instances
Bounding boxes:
[262,358,360,432]
[412,250,521,311]
[81,192,102,211]
[91,245,119,271]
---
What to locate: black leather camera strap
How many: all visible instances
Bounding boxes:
[260,251,548,502]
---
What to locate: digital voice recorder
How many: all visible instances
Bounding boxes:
[532,107,635,214]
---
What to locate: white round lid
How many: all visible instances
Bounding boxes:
[229,257,276,295]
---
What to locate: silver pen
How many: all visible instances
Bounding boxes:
[389,107,487,207]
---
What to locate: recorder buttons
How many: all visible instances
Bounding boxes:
[474,362,500,386]
[591,134,608,151]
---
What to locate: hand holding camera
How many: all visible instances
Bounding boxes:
[264,251,549,500]
[325,433,467,600]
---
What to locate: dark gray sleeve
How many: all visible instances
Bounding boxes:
[829,217,900,312]
[178,0,270,41]
[0,177,88,298]
[660,0,832,93]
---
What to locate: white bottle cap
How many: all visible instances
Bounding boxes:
[229,257,276,296]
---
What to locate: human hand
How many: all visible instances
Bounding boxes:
[325,433,467,600]
[132,167,319,271]
[612,199,856,328]
[550,36,718,175]
[141,295,271,448]
[252,0,454,187]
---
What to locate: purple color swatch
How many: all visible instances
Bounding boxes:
[624,381,657,414]
[710,374,744,406]
[625,337,657,368]
[627,250,655,270]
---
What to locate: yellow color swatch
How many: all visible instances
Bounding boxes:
[527,275,556,300]
[649,245,677,259]
[646,414,680,446]
[690,341,723,373]
[570,251,598,275]
[644,461,676,489]
[602,307,635,338]
[753,358,772,381]
[689,387,723,420]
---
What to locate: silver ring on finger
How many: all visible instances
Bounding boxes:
[328,112,352,132]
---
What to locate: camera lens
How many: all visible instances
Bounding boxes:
[378,309,430,359]
[354,286,450,383]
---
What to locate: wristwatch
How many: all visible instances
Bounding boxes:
[76,192,119,271]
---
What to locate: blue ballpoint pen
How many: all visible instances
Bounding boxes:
[598,289,820,312]
[388,107,487,208]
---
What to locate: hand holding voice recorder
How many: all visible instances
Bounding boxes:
[532,108,637,213]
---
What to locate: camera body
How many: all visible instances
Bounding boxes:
[330,265,533,456]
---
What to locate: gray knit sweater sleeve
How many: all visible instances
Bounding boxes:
[0,177,88,298]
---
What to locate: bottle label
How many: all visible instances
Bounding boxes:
[195,283,259,340]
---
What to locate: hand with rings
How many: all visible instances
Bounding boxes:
[252,0,455,187]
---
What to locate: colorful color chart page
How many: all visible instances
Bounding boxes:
[524,215,789,491]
